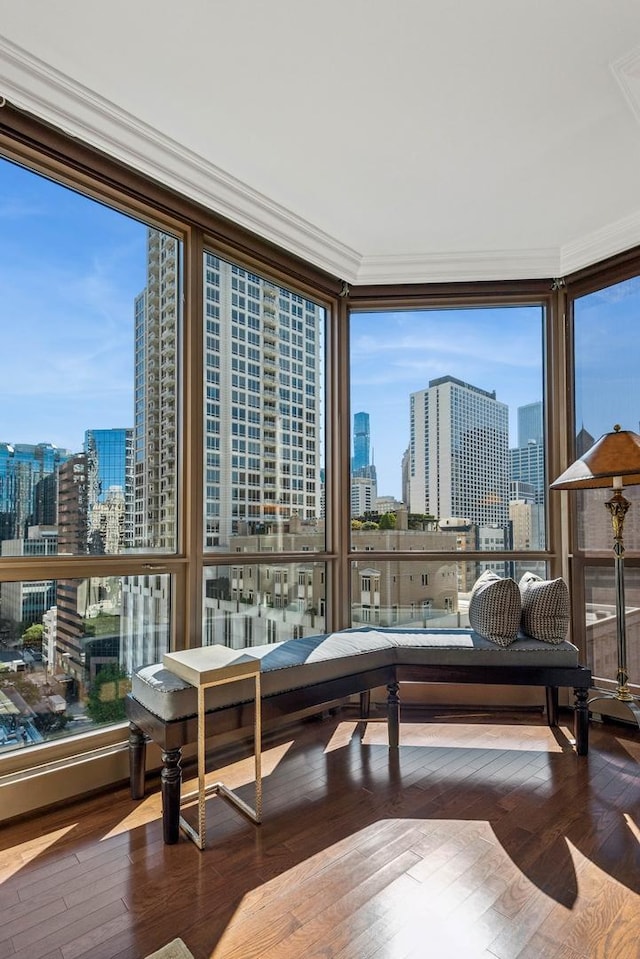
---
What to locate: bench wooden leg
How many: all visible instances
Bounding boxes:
[360,690,371,717]
[574,687,589,756]
[161,747,182,844]
[545,686,558,727]
[387,682,400,749]
[128,722,147,800]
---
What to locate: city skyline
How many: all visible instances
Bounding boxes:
[4,155,640,504]
[350,307,544,497]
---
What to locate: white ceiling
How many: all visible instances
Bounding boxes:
[2,1,640,284]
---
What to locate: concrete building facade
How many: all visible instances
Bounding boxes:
[409,375,510,529]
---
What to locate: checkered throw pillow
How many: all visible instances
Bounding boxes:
[468,571,521,647]
[519,572,570,644]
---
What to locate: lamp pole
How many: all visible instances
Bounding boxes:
[605,485,632,700]
[550,425,640,729]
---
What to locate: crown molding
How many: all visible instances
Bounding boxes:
[0,36,360,282]
[2,35,640,287]
[611,46,640,126]
[354,248,560,284]
[560,208,640,277]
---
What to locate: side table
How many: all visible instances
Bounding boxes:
[163,645,262,849]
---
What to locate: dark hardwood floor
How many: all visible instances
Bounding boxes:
[1,707,639,959]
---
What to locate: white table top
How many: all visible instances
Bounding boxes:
[163,645,260,686]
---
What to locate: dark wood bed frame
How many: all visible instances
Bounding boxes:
[126,658,592,844]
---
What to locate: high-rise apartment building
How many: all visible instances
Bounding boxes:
[55,454,90,689]
[408,375,509,528]
[133,230,179,551]
[123,233,325,664]
[202,253,324,548]
[132,233,324,551]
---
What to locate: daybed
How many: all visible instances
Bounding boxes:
[125,625,592,844]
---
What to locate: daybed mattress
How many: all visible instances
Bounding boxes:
[131,627,580,722]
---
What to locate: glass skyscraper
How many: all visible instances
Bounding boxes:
[352,411,371,471]
[0,442,70,545]
[84,428,134,553]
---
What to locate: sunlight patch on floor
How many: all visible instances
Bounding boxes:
[209,818,509,959]
[101,791,164,838]
[101,740,295,840]
[357,720,572,752]
[624,813,640,844]
[323,720,359,752]
[183,739,295,792]
[0,824,77,882]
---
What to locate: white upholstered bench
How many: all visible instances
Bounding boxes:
[125,626,592,843]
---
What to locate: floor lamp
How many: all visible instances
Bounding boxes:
[551,424,640,728]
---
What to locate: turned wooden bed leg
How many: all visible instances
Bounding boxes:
[161,747,182,844]
[545,686,559,727]
[574,687,589,756]
[128,722,147,800]
[360,690,371,717]
[387,681,400,749]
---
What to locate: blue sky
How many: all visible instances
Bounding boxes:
[2,154,640,499]
[351,286,640,497]
[350,307,544,496]
[0,157,145,453]
[573,277,640,442]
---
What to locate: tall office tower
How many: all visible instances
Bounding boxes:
[518,400,543,446]
[0,442,70,545]
[133,230,179,551]
[202,254,324,548]
[408,375,510,529]
[84,428,134,553]
[509,443,545,503]
[510,402,545,541]
[352,411,371,471]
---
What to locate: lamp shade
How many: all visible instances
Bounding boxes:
[550,425,640,490]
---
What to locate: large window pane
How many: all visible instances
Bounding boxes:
[351,558,549,628]
[574,276,640,687]
[0,574,170,753]
[203,254,325,551]
[574,277,640,552]
[0,157,181,556]
[584,566,640,687]
[350,308,545,552]
[203,563,326,647]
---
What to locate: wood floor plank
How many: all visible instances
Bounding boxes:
[0,709,638,959]
[9,900,129,959]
